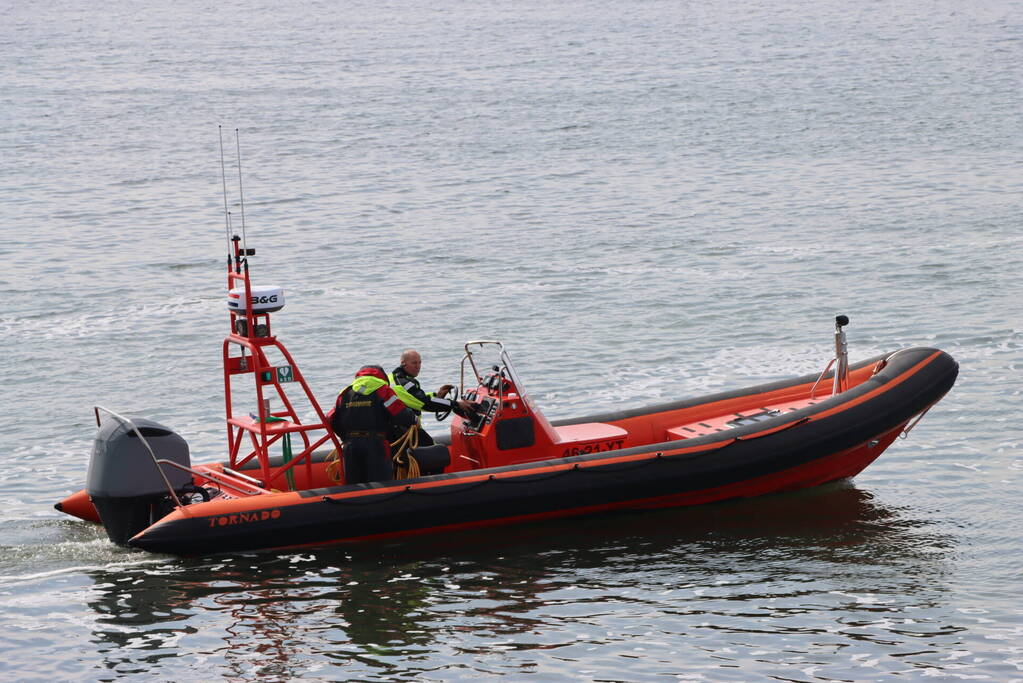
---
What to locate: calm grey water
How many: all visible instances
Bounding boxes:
[2,0,1021,680]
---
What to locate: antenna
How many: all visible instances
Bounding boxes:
[235,128,249,261]
[218,126,232,258]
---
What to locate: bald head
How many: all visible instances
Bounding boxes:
[400,349,422,377]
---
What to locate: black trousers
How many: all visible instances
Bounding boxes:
[342,437,393,485]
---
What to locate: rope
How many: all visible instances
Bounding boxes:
[323,421,422,485]
[262,415,296,491]
[280,431,295,491]
[391,423,422,480]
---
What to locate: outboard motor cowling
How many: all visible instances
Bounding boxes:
[87,418,191,545]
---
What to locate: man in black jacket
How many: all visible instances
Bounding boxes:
[389,349,472,446]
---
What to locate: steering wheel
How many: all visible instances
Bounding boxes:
[434,386,459,422]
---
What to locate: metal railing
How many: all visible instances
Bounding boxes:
[93,406,272,509]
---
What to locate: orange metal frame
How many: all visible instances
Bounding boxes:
[222,236,341,489]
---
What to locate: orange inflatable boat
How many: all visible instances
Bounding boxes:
[55,237,959,557]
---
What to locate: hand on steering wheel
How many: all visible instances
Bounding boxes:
[434,385,459,422]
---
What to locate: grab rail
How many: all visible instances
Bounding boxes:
[809,358,836,399]
[156,460,270,496]
[221,465,267,488]
[461,340,505,388]
[460,339,528,406]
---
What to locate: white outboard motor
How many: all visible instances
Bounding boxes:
[87,418,192,546]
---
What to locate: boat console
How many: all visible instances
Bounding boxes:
[447,341,629,471]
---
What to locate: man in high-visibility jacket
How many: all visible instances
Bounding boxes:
[389,349,472,446]
[331,365,416,484]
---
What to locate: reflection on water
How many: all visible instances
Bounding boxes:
[79,483,959,679]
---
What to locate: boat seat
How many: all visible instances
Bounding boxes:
[552,422,628,445]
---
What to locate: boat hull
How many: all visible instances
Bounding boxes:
[125,347,958,556]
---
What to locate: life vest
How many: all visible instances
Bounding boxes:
[388,369,426,412]
[330,366,407,437]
